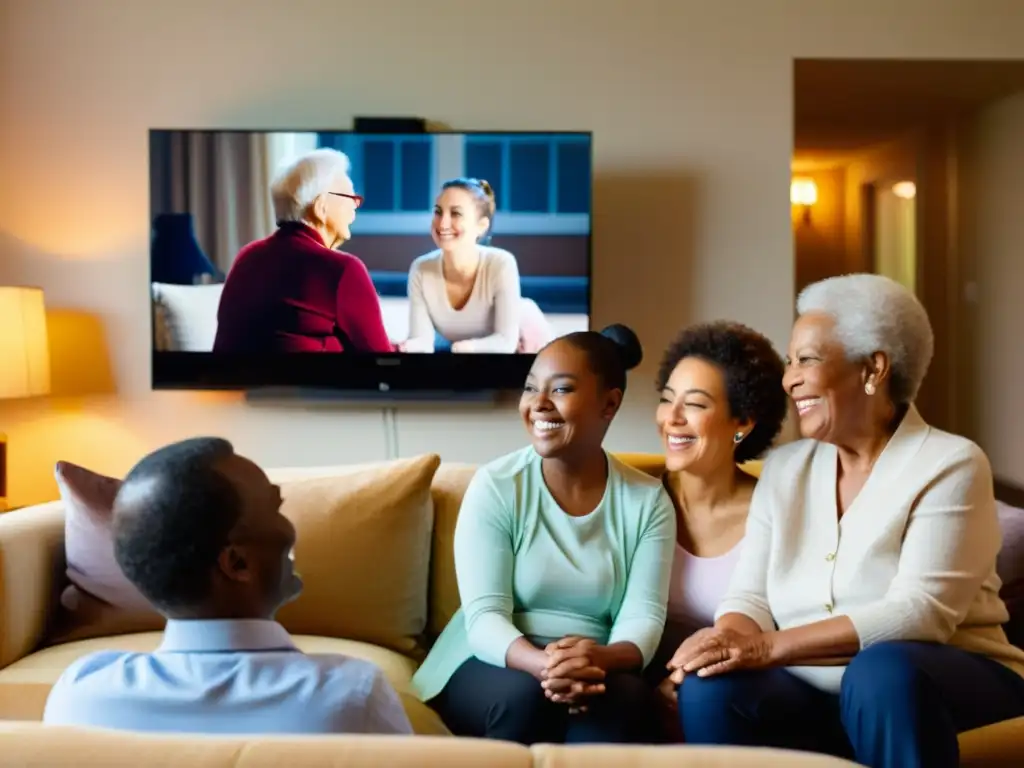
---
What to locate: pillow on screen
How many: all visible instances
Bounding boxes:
[50,462,164,643]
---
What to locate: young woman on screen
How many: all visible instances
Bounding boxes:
[399,178,552,354]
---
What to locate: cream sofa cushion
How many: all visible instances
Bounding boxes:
[0,724,529,767]
[0,721,869,767]
[272,454,441,656]
[0,632,448,736]
[427,464,477,638]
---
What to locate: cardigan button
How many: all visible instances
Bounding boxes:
[825,552,836,562]
[824,603,834,613]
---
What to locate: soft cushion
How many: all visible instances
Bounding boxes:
[150,282,224,352]
[0,632,448,735]
[273,454,441,656]
[51,462,164,642]
[427,464,477,638]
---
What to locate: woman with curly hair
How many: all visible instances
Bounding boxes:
[649,322,788,685]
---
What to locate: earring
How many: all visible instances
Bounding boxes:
[865,381,876,395]
[733,432,744,443]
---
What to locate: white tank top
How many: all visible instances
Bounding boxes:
[667,541,744,632]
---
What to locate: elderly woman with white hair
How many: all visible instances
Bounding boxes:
[213,148,394,353]
[667,274,1024,768]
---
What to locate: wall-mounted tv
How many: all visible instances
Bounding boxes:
[149,129,593,394]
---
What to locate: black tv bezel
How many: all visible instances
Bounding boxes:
[149,128,594,393]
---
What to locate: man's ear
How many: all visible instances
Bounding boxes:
[217,545,252,583]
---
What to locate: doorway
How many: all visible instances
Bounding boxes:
[791,59,1024,471]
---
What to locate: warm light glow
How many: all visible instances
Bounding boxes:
[790,178,818,206]
[892,181,917,200]
[0,286,51,399]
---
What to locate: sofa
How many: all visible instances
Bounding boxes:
[0,452,1021,766]
[151,281,589,352]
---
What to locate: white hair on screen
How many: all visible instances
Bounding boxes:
[271,148,351,224]
[796,273,934,405]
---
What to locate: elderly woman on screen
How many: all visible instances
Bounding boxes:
[669,274,1024,768]
[213,148,394,354]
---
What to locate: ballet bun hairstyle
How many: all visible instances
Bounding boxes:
[441,177,496,244]
[557,324,644,394]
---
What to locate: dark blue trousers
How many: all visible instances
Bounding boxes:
[678,641,1024,768]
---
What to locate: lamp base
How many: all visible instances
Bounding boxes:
[0,431,8,512]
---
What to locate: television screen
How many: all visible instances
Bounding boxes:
[149,129,592,392]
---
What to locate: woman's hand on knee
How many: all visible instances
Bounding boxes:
[666,628,719,683]
[669,628,774,680]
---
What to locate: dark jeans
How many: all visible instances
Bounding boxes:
[678,640,1024,768]
[432,657,660,745]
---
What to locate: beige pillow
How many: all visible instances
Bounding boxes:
[49,462,165,644]
[426,464,478,639]
[274,454,441,657]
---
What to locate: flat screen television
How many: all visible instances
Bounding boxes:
[149,129,593,394]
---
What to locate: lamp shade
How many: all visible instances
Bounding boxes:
[0,286,51,399]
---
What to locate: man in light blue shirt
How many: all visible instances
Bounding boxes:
[43,437,412,736]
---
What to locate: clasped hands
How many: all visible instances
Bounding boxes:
[665,626,774,688]
[538,636,607,713]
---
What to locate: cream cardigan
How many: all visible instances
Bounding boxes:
[717,405,1024,692]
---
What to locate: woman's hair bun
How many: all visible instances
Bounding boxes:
[599,324,643,371]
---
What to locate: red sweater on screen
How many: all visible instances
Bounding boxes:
[212,222,394,354]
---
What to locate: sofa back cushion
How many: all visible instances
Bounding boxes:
[427,464,478,638]
[48,454,441,655]
[423,454,1024,651]
[51,463,164,643]
[273,454,441,656]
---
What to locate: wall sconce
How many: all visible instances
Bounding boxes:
[790,177,818,224]
[892,181,917,200]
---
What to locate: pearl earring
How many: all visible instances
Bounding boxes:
[733,432,744,443]
[865,381,876,395]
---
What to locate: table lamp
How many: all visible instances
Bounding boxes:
[0,286,51,511]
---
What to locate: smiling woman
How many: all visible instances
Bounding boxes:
[411,324,676,746]
[673,274,1024,768]
[646,322,787,689]
[402,177,548,354]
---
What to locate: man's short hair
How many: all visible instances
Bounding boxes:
[113,437,242,613]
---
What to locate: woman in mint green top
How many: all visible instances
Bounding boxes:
[412,325,677,744]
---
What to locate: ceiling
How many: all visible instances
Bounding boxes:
[793,59,1024,166]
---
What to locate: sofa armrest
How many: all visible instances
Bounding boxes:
[0,503,65,669]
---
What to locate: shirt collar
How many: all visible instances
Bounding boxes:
[157,619,298,653]
[276,220,325,247]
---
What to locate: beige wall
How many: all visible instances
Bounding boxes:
[962,91,1024,485]
[1,0,1023,505]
